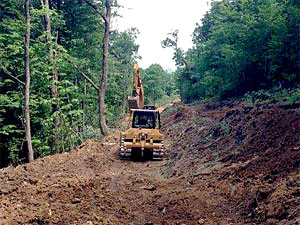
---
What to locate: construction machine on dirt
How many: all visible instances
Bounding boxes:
[119,63,165,160]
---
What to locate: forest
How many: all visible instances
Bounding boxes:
[0,0,299,167]
[163,0,300,102]
[0,0,177,167]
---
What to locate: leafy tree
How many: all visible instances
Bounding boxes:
[162,30,187,67]
[169,0,300,102]
[0,0,142,167]
[107,28,140,120]
[142,64,177,106]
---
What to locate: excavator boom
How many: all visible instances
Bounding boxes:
[128,62,145,110]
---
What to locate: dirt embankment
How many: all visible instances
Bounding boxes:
[162,101,300,224]
[0,101,299,224]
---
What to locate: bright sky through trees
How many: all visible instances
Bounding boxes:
[114,0,212,70]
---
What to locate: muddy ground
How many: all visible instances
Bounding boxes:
[0,101,299,224]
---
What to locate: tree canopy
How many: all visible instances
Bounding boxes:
[164,0,300,102]
[0,0,176,167]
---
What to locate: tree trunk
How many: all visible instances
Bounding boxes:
[25,0,34,162]
[83,0,111,136]
[43,0,59,153]
[298,15,300,81]
[83,79,87,131]
[98,0,111,136]
[122,70,127,115]
[56,0,61,44]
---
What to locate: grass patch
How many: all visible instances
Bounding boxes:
[244,86,300,106]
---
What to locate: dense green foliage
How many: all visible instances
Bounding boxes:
[141,64,177,106]
[168,0,300,102]
[0,0,175,167]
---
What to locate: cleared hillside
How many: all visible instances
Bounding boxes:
[0,101,299,224]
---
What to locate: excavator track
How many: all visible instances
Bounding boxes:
[152,141,165,160]
[119,137,131,159]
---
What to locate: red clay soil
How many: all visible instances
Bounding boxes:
[0,101,299,224]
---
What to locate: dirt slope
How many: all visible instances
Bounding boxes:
[0,101,299,225]
[162,101,300,224]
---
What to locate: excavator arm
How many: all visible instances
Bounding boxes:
[128,62,145,110]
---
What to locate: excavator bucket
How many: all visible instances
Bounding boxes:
[128,96,139,110]
[128,89,144,109]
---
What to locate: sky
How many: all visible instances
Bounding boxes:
[114,0,212,71]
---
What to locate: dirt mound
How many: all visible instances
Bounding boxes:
[2,132,227,225]
[162,102,300,224]
[0,139,129,224]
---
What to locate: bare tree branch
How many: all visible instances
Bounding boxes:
[0,63,25,86]
[73,64,99,92]
[4,73,25,86]
[84,0,107,22]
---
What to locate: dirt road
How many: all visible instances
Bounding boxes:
[0,136,236,225]
[0,101,299,224]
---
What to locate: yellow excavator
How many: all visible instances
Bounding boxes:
[119,62,165,160]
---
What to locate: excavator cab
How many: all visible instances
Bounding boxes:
[132,110,161,129]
